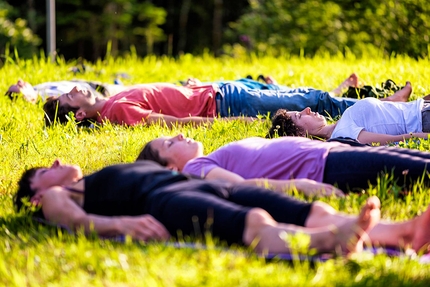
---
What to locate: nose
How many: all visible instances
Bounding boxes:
[175,133,185,141]
[51,159,61,168]
[300,107,311,115]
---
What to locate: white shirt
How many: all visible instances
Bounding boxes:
[33,81,101,100]
[331,98,423,140]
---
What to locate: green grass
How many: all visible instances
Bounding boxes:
[1,53,430,286]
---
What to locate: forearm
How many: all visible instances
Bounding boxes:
[176,117,215,126]
[70,213,123,237]
[358,132,428,145]
[243,178,295,192]
[243,178,344,197]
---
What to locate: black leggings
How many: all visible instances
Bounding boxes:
[323,146,430,192]
[145,180,312,245]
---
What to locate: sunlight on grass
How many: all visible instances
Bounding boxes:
[1,54,430,285]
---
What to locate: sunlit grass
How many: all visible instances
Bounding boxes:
[1,54,430,285]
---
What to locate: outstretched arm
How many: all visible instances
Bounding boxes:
[357,130,429,145]
[41,187,170,241]
[205,167,344,197]
[146,113,256,128]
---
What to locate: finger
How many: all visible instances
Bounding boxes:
[143,216,170,239]
[333,187,346,197]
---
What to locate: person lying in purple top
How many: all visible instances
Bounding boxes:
[137,134,430,195]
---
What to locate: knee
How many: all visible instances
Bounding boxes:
[243,208,275,246]
[311,201,336,216]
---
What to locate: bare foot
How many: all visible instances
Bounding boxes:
[265,75,278,85]
[331,73,361,96]
[381,81,412,103]
[411,204,430,253]
[335,196,381,253]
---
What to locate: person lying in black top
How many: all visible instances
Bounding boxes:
[14,159,430,255]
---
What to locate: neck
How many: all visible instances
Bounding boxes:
[65,177,84,189]
[176,155,202,172]
[85,97,108,119]
[314,123,336,139]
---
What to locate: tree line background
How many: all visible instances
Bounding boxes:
[1,0,429,62]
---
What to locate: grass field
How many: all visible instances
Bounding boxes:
[1,53,430,286]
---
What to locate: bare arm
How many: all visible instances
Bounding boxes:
[357,130,428,145]
[41,187,170,241]
[205,167,344,197]
[146,113,256,128]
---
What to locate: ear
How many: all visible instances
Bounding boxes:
[75,110,87,121]
[30,191,44,206]
[166,163,179,171]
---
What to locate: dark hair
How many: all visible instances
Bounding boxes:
[266,109,306,138]
[5,91,18,100]
[14,167,41,212]
[136,141,169,166]
[43,96,79,126]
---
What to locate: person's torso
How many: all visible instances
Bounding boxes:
[183,137,345,182]
[83,161,192,216]
[99,84,218,122]
[331,98,423,140]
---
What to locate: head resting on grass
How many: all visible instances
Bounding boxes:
[43,96,79,126]
[266,109,306,138]
[43,86,100,127]
[14,160,83,212]
[137,133,204,172]
[5,80,38,103]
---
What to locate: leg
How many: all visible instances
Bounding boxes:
[323,146,430,192]
[243,197,380,254]
[219,82,357,119]
[379,81,412,102]
[331,73,361,96]
[306,200,430,253]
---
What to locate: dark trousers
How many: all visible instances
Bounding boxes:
[323,146,430,192]
[145,180,312,245]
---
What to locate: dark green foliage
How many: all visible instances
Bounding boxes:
[231,0,430,58]
[3,0,430,60]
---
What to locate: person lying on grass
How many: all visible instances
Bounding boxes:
[267,82,430,145]
[138,134,430,195]
[14,159,430,255]
[6,73,394,104]
[42,73,406,128]
[5,79,127,103]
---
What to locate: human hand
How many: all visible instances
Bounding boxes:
[294,179,345,197]
[185,77,202,87]
[119,215,170,241]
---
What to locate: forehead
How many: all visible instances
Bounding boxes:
[151,136,171,151]
[30,168,48,187]
[57,93,72,106]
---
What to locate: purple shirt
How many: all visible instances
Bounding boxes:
[183,137,345,182]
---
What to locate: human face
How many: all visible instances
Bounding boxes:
[8,80,37,103]
[58,86,95,109]
[150,133,204,170]
[286,107,327,134]
[30,159,83,192]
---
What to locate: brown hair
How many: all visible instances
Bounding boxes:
[266,109,306,138]
[14,167,41,211]
[136,141,169,166]
[43,96,79,126]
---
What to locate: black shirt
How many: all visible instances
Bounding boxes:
[83,161,193,216]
